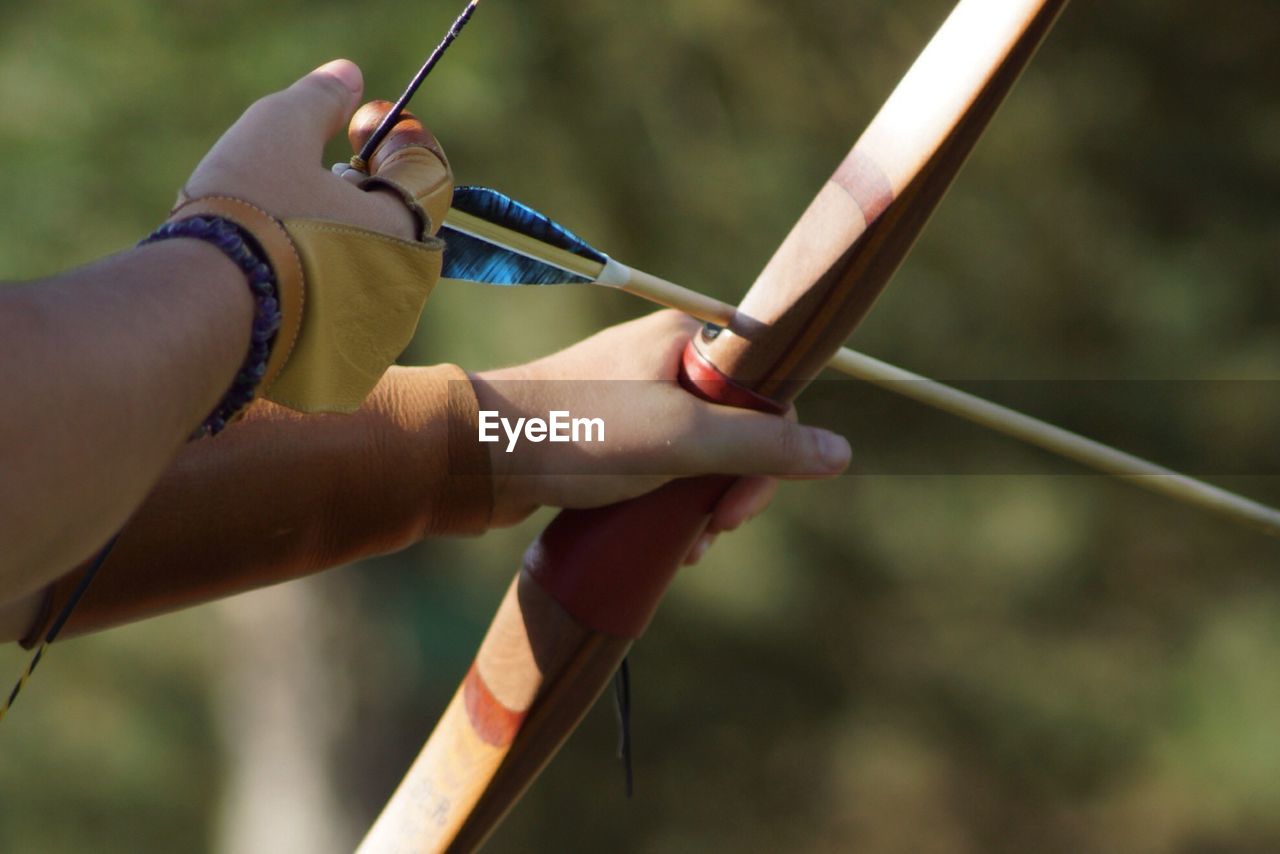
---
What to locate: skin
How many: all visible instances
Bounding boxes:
[0,60,850,636]
[472,310,845,546]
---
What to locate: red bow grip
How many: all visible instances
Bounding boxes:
[524,337,788,639]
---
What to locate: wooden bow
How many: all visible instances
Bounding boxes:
[360,0,1069,849]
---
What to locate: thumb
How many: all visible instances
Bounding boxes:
[278,59,365,144]
[220,60,364,164]
[693,407,852,479]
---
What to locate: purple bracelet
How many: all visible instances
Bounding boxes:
[139,216,283,438]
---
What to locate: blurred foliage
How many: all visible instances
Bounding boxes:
[2,0,1280,851]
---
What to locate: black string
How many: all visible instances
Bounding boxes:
[1,533,120,719]
[613,656,633,797]
[43,534,120,644]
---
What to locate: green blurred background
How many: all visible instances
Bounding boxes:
[3,0,1280,851]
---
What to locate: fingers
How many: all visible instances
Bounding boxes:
[650,311,703,363]
[618,310,701,377]
[688,406,851,478]
[344,100,453,238]
[527,310,700,382]
[348,101,449,170]
[182,59,448,244]
[684,531,718,566]
[182,60,368,210]
[230,60,364,162]
[642,307,702,337]
[708,476,778,534]
[684,476,778,565]
[285,60,366,142]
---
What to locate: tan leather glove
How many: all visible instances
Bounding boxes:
[21,365,493,646]
[172,104,454,415]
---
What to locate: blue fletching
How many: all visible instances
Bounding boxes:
[441,186,608,286]
[440,226,595,286]
[453,186,608,264]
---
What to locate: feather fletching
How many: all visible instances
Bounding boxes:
[441,186,608,286]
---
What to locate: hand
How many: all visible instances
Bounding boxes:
[181,59,424,241]
[178,59,453,414]
[471,311,852,557]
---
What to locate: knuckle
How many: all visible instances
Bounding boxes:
[648,308,687,334]
[665,406,708,467]
[774,419,810,467]
[667,403,703,444]
[241,93,281,124]
[305,72,351,105]
[667,309,700,334]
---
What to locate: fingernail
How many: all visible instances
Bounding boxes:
[317,59,363,94]
[686,533,715,565]
[817,431,851,471]
[745,487,774,519]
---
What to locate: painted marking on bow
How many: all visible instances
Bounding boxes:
[463,663,526,747]
[831,148,895,225]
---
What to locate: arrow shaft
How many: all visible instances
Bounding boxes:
[603,265,1280,537]
[352,0,481,170]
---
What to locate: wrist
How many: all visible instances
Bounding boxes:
[131,238,255,429]
[140,214,286,437]
[143,237,255,319]
[367,365,498,534]
[469,367,542,523]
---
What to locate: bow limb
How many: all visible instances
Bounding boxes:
[359,1,1069,850]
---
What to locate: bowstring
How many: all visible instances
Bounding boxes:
[0,534,120,723]
[613,656,634,797]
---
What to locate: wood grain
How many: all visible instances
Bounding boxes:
[358,574,630,853]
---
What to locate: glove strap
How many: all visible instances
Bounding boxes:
[168,196,307,404]
[140,214,284,436]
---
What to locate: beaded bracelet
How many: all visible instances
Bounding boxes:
[138,216,283,438]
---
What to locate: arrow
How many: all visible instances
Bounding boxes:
[350,0,482,172]
[439,186,1280,539]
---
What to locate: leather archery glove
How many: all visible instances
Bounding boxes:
[174,62,454,414]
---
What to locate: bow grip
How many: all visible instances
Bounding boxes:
[522,337,786,641]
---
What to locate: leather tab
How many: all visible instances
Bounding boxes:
[360,143,453,241]
[348,102,453,239]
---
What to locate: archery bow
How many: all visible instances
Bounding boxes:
[360,0,1071,850]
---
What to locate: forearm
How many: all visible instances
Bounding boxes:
[3,365,493,644]
[0,240,252,597]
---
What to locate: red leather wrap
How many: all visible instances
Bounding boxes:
[522,337,781,639]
